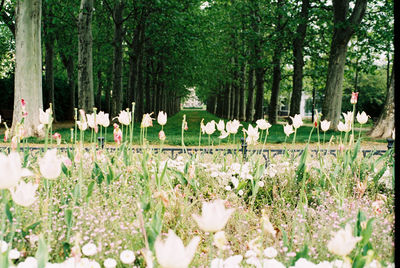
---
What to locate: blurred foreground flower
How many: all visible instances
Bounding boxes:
[192,199,234,232]
[39,149,62,179]
[244,125,259,145]
[155,229,200,268]
[11,181,38,207]
[211,255,243,268]
[0,152,33,189]
[327,224,361,257]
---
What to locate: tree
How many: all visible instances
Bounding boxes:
[321,0,367,129]
[12,0,43,137]
[289,0,310,117]
[77,0,94,112]
[369,65,394,139]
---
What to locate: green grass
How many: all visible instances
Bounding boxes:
[0,110,385,146]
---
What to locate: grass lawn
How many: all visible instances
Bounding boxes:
[0,110,385,146]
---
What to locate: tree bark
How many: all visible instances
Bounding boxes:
[12,0,43,137]
[289,0,309,117]
[77,0,94,112]
[268,48,282,124]
[369,65,394,139]
[43,3,55,119]
[111,0,125,117]
[246,67,255,122]
[322,0,368,129]
[239,62,246,121]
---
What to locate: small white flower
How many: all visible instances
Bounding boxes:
[263,247,278,258]
[104,258,117,268]
[82,243,97,256]
[1,240,8,253]
[192,200,235,232]
[257,181,264,187]
[8,248,21,259]
[120,249,135,264]
[213,231,227,250]
[238,190,244,196]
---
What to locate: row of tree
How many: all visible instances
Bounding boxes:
[0,0,394,137]
[195,0,393,135]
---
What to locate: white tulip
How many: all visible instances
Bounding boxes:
[11,181,38,207]
[157,111,168,126]
[192,199,234,232]
[39,108,52,125]
[77,121,88,131]
[226,120,242,134]
[290,114,303,129]
[0,152,32,189]
[141,113,154,128]
[99,111,110,127]
[205,121,216,135]
[342,111,354,125]
[86,113,97,129]
[283,124,294,137]
[244,124,259,145]
[327,224,361,257]
[216,120,225,132]
[118,110,132,125]
[356,111,368,125]
[213,231,227,250]
[256,119,271,130]
[263,258,286,268]
[263,247,278,258]
[39,149,62,179]
[337,121,351,132]
[320,120,331,132]
[218,131,229,139]
[155,229,200,268]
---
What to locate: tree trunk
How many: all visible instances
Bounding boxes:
[13,0,43,137]
[289,0,309,117]
[254,65,264,120]
[43,3,55,119]
[268,48,282,124]
[60,53,75,120]
[239,62,246,121]
[96,70,102,110]
[111,0,124,117]
[322,0,368,129]
[77,0,94,112]
[246,67,255,122]
[369,65,394,139]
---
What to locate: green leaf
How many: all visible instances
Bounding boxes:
[5,201,12,223]
[35,235,48,268]
[291,244,308,266]
[86,181,95,202]
[296,145,308,182]
[65,208,73,228]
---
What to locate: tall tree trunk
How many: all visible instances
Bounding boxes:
[239,62,246,121]
[13,0,43,137]
[111,0,124,117]
[60,53,75,120]
[96,70,102,110]
[253,65,264,120]
[246,67,255,122]
[77,0,94,112]
[268,49,282,124]
[322,0,368,129]
[43,3,55,118]
[289,0,309,117]
[369,65,394,138]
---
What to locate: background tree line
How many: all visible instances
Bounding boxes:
[0,0,394,137]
